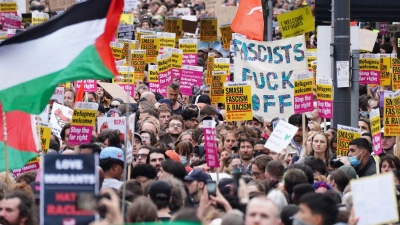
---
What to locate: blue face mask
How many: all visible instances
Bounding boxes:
[180,156,187,165]
[360,111,369,118]
[349,151,363,167]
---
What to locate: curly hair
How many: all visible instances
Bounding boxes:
[160,177,187,213]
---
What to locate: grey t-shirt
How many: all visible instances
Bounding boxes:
[102,178,123,190]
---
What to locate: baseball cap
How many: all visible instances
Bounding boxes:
[195,95,211,105]
[100,147,124,162]
[134,132,142,143]
[184,169,209,183]
[338,165,358,179]
[149,180,171,201]
[280,205,299,225]
[165,150,181,162]
[252,115,265,124]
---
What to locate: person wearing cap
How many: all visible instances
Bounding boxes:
[381,127,396,155]
[195,94,211,110]
[339,138,376,177]
[99,147,125,189]
[148,180,172,221]
[97,104,105,117]
[246,115,264,131]
[184,169,209,207]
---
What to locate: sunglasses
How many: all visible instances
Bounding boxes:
[110,105,119,108]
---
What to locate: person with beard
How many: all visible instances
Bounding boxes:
[381,127,396,155]
[181,109,199,130]
[184,169,209,207]
[0,190,36,225]
[167,83,183,115]
[286,114,309,159]
[166,115,184,142]
[147,149,170,172]
[238,138,255,173]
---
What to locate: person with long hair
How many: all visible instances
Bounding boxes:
[175,141,193,167]
[300,131,318,158]
[380,155,400,173]
[309,132,331,166]
[140,130,157,146]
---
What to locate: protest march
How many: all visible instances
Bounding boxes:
[2,0,400,224]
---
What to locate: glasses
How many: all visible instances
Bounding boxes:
[251,171,262,178]
[141,136,151,141]
[110,105,119,108]
[169,123,182,128]
[203,91,210,94]
[137,154,148,159]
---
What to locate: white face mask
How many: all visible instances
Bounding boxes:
[180,156,187,165]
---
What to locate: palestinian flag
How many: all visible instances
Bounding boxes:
[0,0,123,114]
[0,103,39,172]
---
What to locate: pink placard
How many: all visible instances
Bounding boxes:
[0,12,17,24]
[118,84,135,98]
[317,100,333,119]
[183,54,198,66]
[159,70,173,97]
[294,93,313,114]
[75,80,97,92]
[380,22,388,35]
[204,126,220,168]
[12,162,40,178]
[148,82,166,96]
[2,14,21,31]
[68,125,94,146]
[171,68,181,80]
[373,132,383,155]
[360,70,380,85]
[180,65,203,96]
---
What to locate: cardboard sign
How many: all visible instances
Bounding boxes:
[40,154,98,225]
[48,0,75,11]
[179,39,198,66]
[74,80,97,92]
[351,173,399,225]
[211,71,226,104]
[220,24,233,50]
[337,125,361,156]
[391,54,400,90]
[277,6,315,38]
[38,122,51,154]
[370,108,382,155]
[118,84,135,99]
[203,120,220,168]
[50,103,73,138]
[215,6,238,37]
[200,18,218,42]
[130,50,146,81]
[68,102,97,146]
[265,120,298,153]
[359,29,378,52]
[383,90,400,136]
[97,82,135,103]
[380,54,392,86]
[148,64,159,83]
[97,117,127,143]
[224,82,252,121]
[233,35,307,119]
[316,78,333,119]
[164,17,183,40]
[140,35,160,63]
[181,65,203,96]
[359,54,380,85]
[293,72,313,114]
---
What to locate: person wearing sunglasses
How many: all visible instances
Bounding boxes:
[109,98,124,109]
[136,146,154,165]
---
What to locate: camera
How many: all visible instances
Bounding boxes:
[330,159,344,168]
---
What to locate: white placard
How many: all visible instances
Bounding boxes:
[359,29,378,52]
[50,103,73,138]
[336,61,350,88]
[351,173,399,225]
[264,120,298,153]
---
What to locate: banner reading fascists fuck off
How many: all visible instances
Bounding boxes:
[233,35,308,119]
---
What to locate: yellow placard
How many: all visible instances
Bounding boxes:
[113,66,134,84]
[306,49,317,70]
[380,54,391,86]
[206,54,215,84]
[213,58,230,75]
[158,53,172,74]
[148,65,159,82]
[120,13,134,25]
[0,2,17,12]
[159,32,176,48]
[383,91,400,136]
[38,125,51,154]
[164,17,183,40]
[111,42,124,60]
[71,109,97,126]
[130,50,146,81]
[337,126,361,156]
[179,39,197,54]
[32,17,48,25]
[170,49,183,70]
[277,6,315,38]
[391,54,400,90]
[316,84,332,101]
[117,40,136,62]
[311,61,317,87]
[136,30,156,43]
[200,18,218,42]
[140,35,160,63]
[224,82,252,121]
[220,24,233,50]
[211,71,227,104]
[371,114,381,137]
[294,78,313,95]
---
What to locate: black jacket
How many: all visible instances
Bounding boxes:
[356,157,376,177]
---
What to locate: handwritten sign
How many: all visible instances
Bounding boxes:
[337,124,360,156]
[265,120,298,153]
[380,54,392,86]
[370,108,382,155]
[277,6,315,38]
[224,82,252,121]
[316,78,333,119]
[179,39,198,66]
[359,54,380,85]
[200,17,218,42]
[293,72,313,114]
[383,90,400,136]
[233,35,307,119]
[359,29,378,52]
[203,120,220,168]
[68,102,97,146]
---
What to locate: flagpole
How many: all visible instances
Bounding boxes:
[2,105,9,182]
